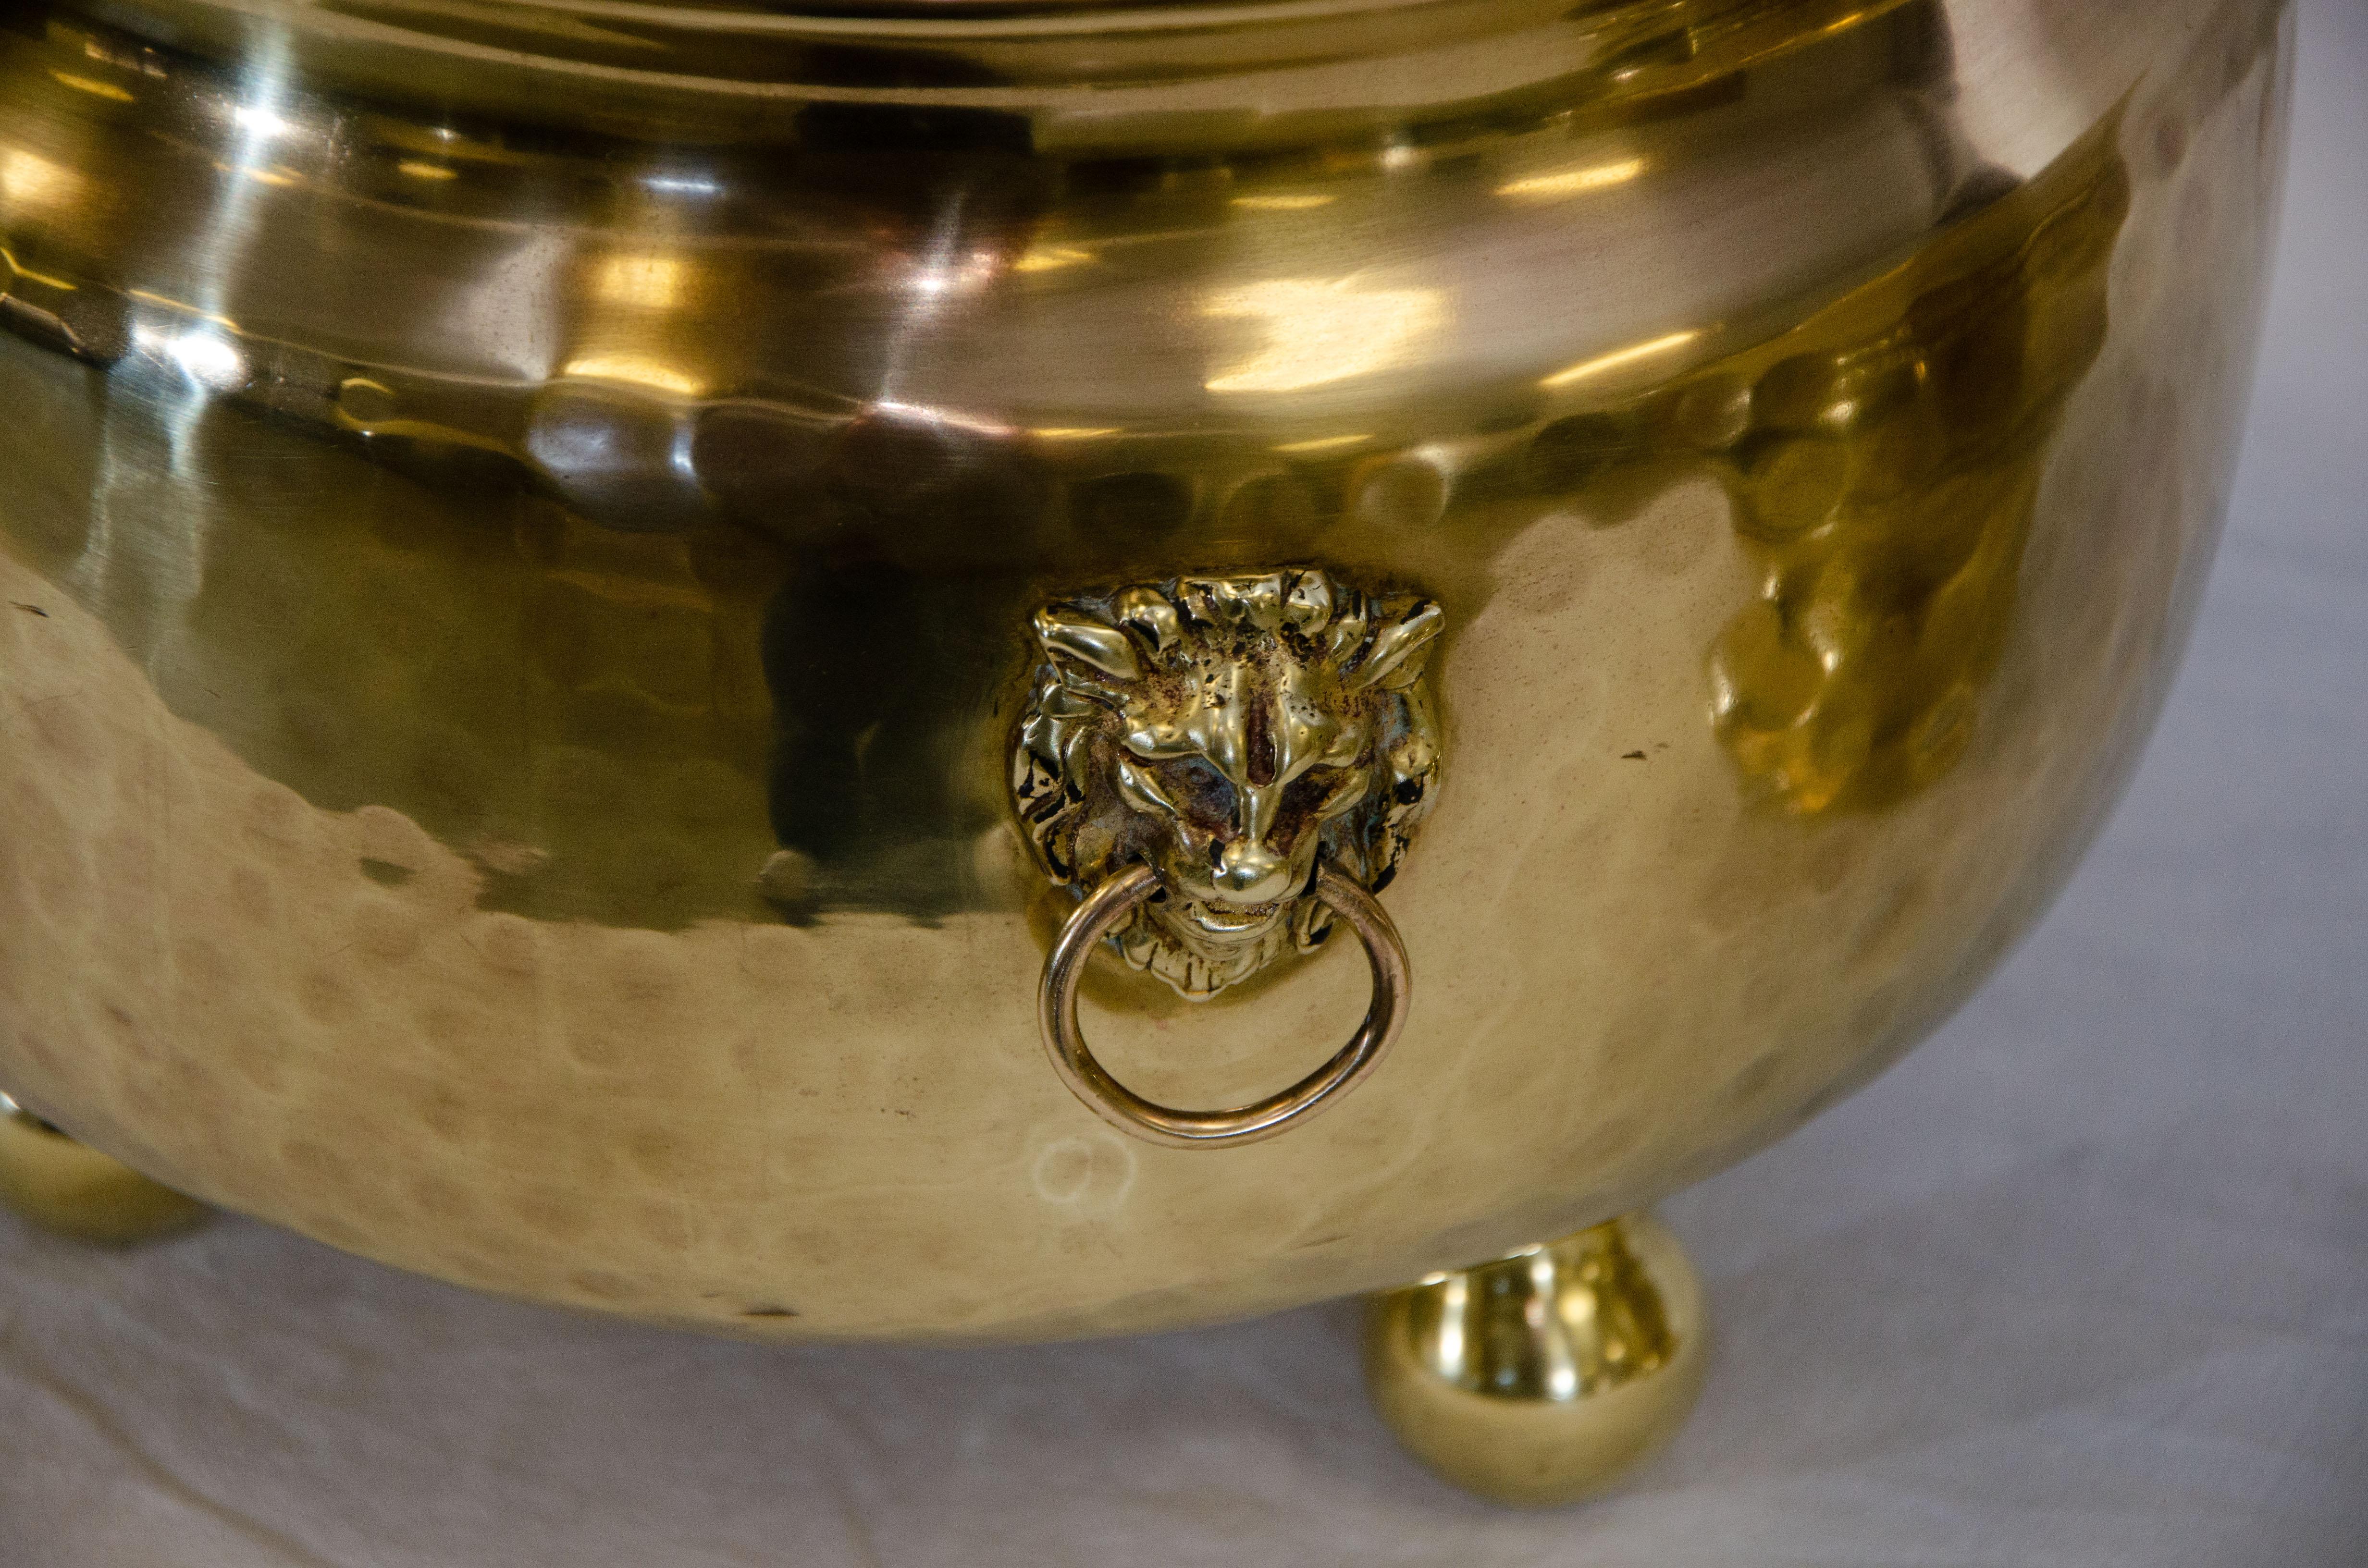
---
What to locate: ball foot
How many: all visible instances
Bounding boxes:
[1362,1211,1706,1505]
[0,1093,207,1244]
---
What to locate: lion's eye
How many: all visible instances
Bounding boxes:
[1283,765,1355,819]
[1159,757,1232,818]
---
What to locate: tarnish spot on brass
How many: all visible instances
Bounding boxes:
[1031,1132,1136,1213]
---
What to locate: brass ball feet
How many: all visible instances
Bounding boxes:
[0,1093,207,1244]
[1362,1212,1707,1505]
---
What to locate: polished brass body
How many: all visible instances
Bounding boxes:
[0,0,2290,1360]
[1365,1213,1707,1504]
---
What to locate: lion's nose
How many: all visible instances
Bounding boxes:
[1209,840,1294,906]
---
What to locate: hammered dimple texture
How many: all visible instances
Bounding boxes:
[0,11,2283,1338]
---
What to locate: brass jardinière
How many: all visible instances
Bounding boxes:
[0,0,2289,1500]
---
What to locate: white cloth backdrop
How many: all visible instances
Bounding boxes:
[3,3,2362,1562]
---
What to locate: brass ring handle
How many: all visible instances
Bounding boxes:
[1037,863,1411,1149]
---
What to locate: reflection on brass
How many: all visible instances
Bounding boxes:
[1014,569,1440,997]
[1493,122,2132,815]
[1039,863,1409,1147]
[31,0,1932,154]
[1700,138,2132,812]
[0,0,2293,1500]
[0,1094,208,1245]
[1364,1213,1708,1505]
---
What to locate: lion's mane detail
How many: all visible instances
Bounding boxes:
[1011,568,1442,999]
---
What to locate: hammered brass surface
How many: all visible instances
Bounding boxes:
[0,1093,208,1243]
[0,0,2291,1338]
[1363,1213,1707,1504]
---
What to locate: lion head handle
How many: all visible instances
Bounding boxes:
[1011,568,1443,999]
